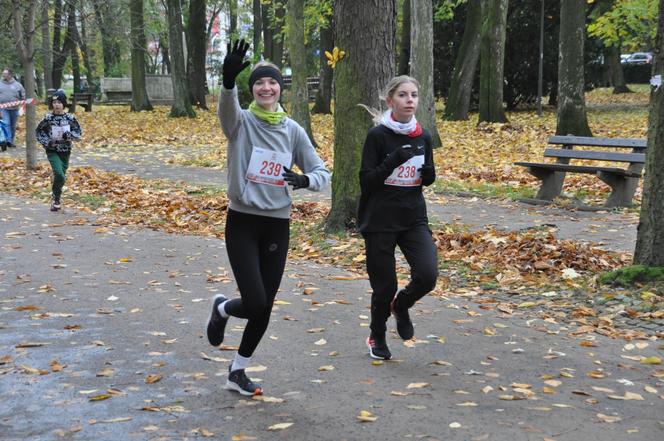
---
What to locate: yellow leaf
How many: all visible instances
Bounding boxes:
[517,301,536,308]
[597,413,621,423]
[145,374,162,384]
[119,257,132,262]
[608,392,644,401]
[325,50,334,61]
[89,394,112,402]
[232,435,257,441]
[318,365,335,371]
[273,300,291,305]
[406,382,429,389]
[641,356,662,365]
[357,410,378,422]
[267,422,293,431]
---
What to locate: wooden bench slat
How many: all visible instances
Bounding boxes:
[548,135,647,149]
[543,148,645,163]
[513,162,642,177]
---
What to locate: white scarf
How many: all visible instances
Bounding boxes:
[380,110,418,135]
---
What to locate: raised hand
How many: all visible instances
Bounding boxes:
[222,39,251,89]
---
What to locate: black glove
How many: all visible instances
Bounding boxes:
[222,39,251,89]
[61,132,71,141]
[419,164,435,184]
[282,167,309,190]
[384,145,415,170]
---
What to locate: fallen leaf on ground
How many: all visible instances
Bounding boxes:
[267,422,293,431]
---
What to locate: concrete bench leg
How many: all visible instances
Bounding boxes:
[529,168,565,200]
[597,172,637,207]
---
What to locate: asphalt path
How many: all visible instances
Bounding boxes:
[1,194,662,441]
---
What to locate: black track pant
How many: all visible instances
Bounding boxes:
[224,209,290,358]
[364,224,438,335]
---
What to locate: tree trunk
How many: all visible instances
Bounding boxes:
[410,0,441,147]
[556,0,592,136]
[444,0,481,121]
[12,0,39,170]
[229,0,238,38]
[634,0,664,266]
[166,0,195,117]
[52,0,64,88]
[478,0,508,124]
[605,44,631,94]
[160,33,171,74]
[77,8,97,92]
[68,2,81,93]
[262,1,273,61]
[41,0,52,93]
[398,0,410,75]
[187,0,208,109]
[287,0,316,146]
[312,15,333,114]
[326,0,397,232]
[272,2,286,68]
[130,0,153,111]
[91,0,121,76]
[253,0,262,58]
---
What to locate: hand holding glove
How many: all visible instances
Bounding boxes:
[419,164,435,184]
[282,166,310,190]
[384,145,415,170]
[222,39,251,89]
[61,132,71,141]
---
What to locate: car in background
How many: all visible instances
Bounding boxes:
[621,52,653,65]
[620,53,631,63]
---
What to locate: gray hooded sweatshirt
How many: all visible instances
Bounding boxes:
[218,86,330,219]
[0,78,26,109]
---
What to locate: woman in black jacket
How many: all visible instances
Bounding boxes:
[358,75,438,360]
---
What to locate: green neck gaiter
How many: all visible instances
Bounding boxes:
[249,101,287,125]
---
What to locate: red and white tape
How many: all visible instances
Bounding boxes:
[0,98,36,109]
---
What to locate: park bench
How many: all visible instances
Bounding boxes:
[282,76,320,99]
[514,135,647,208]
[69,92,93,113]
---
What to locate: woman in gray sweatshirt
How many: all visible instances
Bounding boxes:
[206,40,330,396]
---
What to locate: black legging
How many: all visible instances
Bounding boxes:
[223,209,290,357]
[364,224,438,335]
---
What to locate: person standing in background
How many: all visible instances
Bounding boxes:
[0,68,26,148]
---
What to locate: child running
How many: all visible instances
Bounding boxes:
[358,75,438,360]
[36,90,82,212]
[206,40,331,395]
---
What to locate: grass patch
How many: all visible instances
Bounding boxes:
[431,179,536,200]
[598,265,664,287]
[71,193,107,210]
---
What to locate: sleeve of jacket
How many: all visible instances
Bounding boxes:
[35,115,51,148]
[422,133,436,187]
[292,125,330,192]
[68,115,82,140]
[217,86,243,141]
[359,129,395,194]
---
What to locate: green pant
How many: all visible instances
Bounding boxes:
[46,151,71,200]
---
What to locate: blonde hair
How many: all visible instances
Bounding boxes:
[359,75,420,125]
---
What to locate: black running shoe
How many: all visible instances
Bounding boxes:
[226,368,263,396]
[50,198,61,212]
[366,333,392,360]
[391,290,414,340]
[206,294,228,346]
